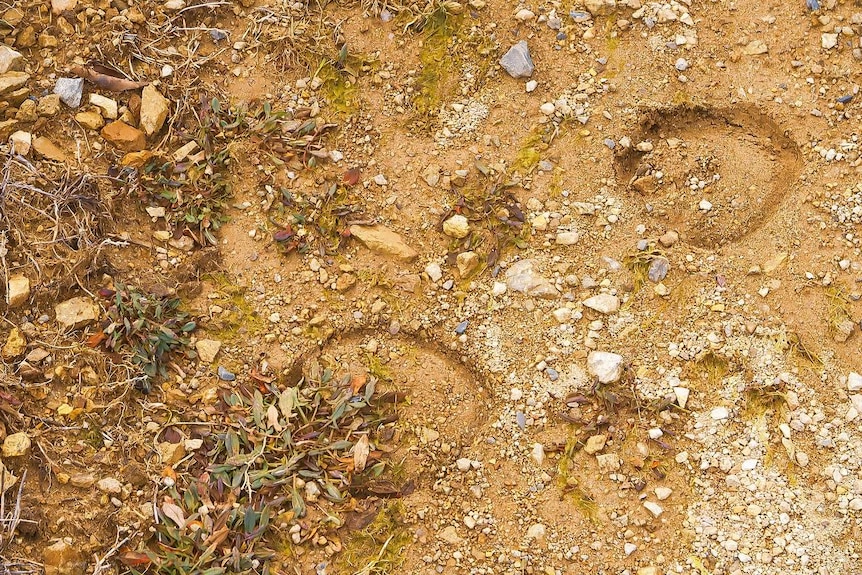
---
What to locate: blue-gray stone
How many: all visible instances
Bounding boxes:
[648,257,669,283]
[217,366,236,381]
[500,41,535,79]
[54,77,84,108]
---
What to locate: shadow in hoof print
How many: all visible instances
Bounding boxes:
[615,104,802,248]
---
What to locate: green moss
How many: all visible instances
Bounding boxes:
[317,61,359,117]
[511,128,546,175]
[365,353,393,382]
[557,437,599,522]
[201,272,266,341]
[337,502,412,575]
[413,7,461,116]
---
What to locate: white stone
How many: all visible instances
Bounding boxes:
[636,141,654,152]
[97,477,123,494]
[89,94,118,120]
[526,523,546,540]
[0,46,24,75]
[491,281,507,296]
[515,8,535,21]
[699,199,713,211]
[9,130,30,155]
[822,33,839,50]
[425,262,443,283]
[443,214,470,239]
[643,501,663,517]
[583,294,619,314]
[673,386,690,409]
[848,372,862,392]
[525,80,538,92]
[655,487,672,500]
[587,351,623,383]
[6,274,30,307]
[741,459,758,471]
[540,102,555,115]
[711,406,729,420]
[456,458,471,472]
[554,231,579,245]
[624,543,637,556]
[531,443,545,466]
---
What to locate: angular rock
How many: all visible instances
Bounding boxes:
[89,94,118,119]
[585,0,616,16]
[648,257,669,282]
[456,251,479,277]
[597,452,621,472]
[743,40,768,55]
[0,46,24,74]
[15,99,37,122]
[32,136,67,162]
[43,540,86,575]
[2,328,26,360]
[75,110,104,130]
[0,71,28,96]
[97,477,122,494]
[505,259,559,299]
[9,130,31,155]
[443,214,470,238]
[51,0,77,14]
[0,120,18,140]
[500,41,534,78]
[425,262,443,282]
[37,94,61,116]
[587,351,623,383]
[2,432,31,457]
[584,434,607,455]
[673,386,690,409]
[583,294,619,314]
[140,85,170,136]
[438,525,462,545]
[195,339,222,363]
[555,231,579,245]
[0,459,17,493]
[101,120,146,151]
[54,77,84,108]
[55,297,99,329]
[643,501,663,517]
[349,224,418,260]
[157,441,185,465]
[6,274,30,307]
[848,372,862,392]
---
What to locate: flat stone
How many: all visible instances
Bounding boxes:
[89,93,118,119]
[500,41,535,78]
[583,434,607,455]
[9,130,31,155]
[32,136,67,162]
[711,406,730,420]
[655,486,673,500]
[43,540,85,575]
[75,110,104,130]
[456,251,479,277]
[6,274,30,307]
[97,477,123,494]
[0,120,17,140]
[821,33,839,50]
[0,71,28,96]
[443,214,470,238]
[55,297,99,329]
[37,94,61,116]
[659,230,678,247]
[587,351,624,383]
[54,77,84,107]
[101,120,146,151]
[425,262,443,282]
[648,257,669,282]
[51,0,77,13]
[585,0,616,16]
[2,432,31,457]
[0,46,24,74]
[848,372,862,392]
[743,39,768,55]
[583,294,619,314]
[673,386,690,409]
[69,473,96,488]
[505,259,559,299]
[0,459,17,493]
[555,231,579,245]
[525,523,546,540]
[157,441,186,465]
[643,500,663,517]
[531,443,545,465]
[597,452,621,471]
[140,85,170,136]
[349,224,418,260]
[195,339,221,363]
[438,525,462,545]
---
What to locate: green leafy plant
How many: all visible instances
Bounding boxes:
[95,282,196,393]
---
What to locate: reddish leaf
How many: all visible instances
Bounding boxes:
[118,550,152,567]
[273,228,294,242]
[343,168,361,185]
[71,65,149,92]
[349,373,367,395]
[86,332,107,348]
[98,288,116,298]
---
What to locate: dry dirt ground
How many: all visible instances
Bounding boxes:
[1,0,862,574]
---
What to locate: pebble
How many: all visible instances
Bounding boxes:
[659,230,679,247]
[648,257,669,282]
[675,58,689,71]
[53,77,84,108]
[540,102,555,115]
[643,501,663,517]
[217,366,236,381]
[554,231,579,245]
[655,487,672,500]
[526,523,546,540]
[425,262,443,282]
[454,320,468,335]
[443,214,470,239]
[583,294,619,314]
[531,443,545,465]
[456,458,472,472]
[6,274,30,307]
[525,80,538,92]
[673,386,690,409]
[698,199,713,211]
[584,434,608,455]
[1,432,31,457]
[587,351,623,383]
[499,41,535,78]
[848,372,862,392]
[96,477,123,494]
[711,406,730,420]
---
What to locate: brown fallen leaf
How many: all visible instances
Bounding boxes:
[353,434,370,472]
[71,65,149,92]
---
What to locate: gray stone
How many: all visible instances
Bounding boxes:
[587,351,623,383]
[500,41,534,79]
[505,259,559,299]
[54,77,84,108]
[648,257,669,282]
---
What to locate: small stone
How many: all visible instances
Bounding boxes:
[6,274,30,307]
[648,257,669,282]
[97,477,122,494]
[743,39,769,55]
[500,41,535,78]
[37,94,61,117]
[583,294,619,314]
[157,441,186,465]
[555,231,579,245]
[698,199,713,211]
[456,458,471,471]
[643,501,663,517]
[43,540,85,575]
[75,110,104,130]
[515,8,534,21]
[505,259,559,299]
[195,339,221,363]
[443,214,470,239]
[673,386,690,409]
[1,432,30,457]
[675,58,689,71]
[597,452,621,471]
[525,80,538,92]
[0,72,28,96]
[439,526,462,545]
[637,568,660,575]
[659,230,679,247]
[526,523,546,540]
[217,366,235,381]
[456,251,479,277]
[584,434,608,455]
[140,85,170,136]
[540,102,555,115]
[711,406,730,420]
[492,282,507,296]
[531,443,545,465]
[2,328,26,360]
[464,515,476,529]
[101,120,146,151]
[69,473,96,488]
[587,351,623,383]
[372,173,388,186]
[55,297,99,329]
[335,273,356,291]
[795,451,809,466]
[14,99,36,122]
[624,543,637,556]
[821,33,839,50]
[89,94,118,119]
[636,141,654,152]
[425,262,443,282]
[32,136,67,162]
[349,224,418,260]
[53,77,84,107]
[0,46,24,74]
[51,0,77,13]
[584,0,615,16]
[848,372,862,392]
[655,487,672,500]
[9,130,31,155]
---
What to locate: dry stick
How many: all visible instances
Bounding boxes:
[91,531,130,575]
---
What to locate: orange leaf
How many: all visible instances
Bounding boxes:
[118,550,151,567]
[86,332,107,348]
[343,168,361,186]
[350,374,367,395]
